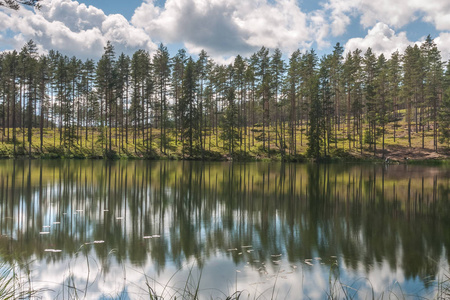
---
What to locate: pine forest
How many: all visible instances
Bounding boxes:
[1,37,450,161]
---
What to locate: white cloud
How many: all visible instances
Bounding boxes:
[38,0,106,31]
[344,23,411,57]
[131,0,323,59]
[0,0,157,59]
[308,10,330,49]
[435,32,450,61]
[2,0,449,63]
[324,0,450,35]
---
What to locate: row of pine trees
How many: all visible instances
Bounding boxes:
[1,37,450,159]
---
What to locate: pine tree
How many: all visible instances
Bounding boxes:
[221,87,239,156]
[421,35,443,151]
[387,51,401,142]
[255,47,271,153]
[330,43,344,148]
[363,47,377,154]
[319,55,334,156]
[171,49,187,146]
[270,48,285,151]
[439,86,450,148]
[285,50,301,155]
[179,58,198,157]
[375,54,389,157]
[402,45,422,148]
[96,41,116,154]
[306,73,321,160]
[153,44,171,154]
[115,53,130,153]
[233,55,246,153]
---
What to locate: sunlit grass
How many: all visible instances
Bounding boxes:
[0,117,449,161]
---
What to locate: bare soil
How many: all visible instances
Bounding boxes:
[375,145,450,161]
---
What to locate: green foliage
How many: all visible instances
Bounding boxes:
[220,87,240,155]
[439,88,450,147]
[0,38,450,162]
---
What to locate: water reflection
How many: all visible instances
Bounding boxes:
[0,160,449,299]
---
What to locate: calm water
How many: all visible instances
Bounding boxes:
[0,160,449,299]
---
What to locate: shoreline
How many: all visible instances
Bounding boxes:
[0,149,449,165]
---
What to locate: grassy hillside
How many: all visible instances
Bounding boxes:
[0,118,449,162]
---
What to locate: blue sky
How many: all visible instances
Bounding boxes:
[1,0,449,63]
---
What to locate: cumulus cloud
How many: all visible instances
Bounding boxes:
[324,0,450,35]
[435,32,450,61]
[0,0,157,59]
[344,23,411,57]
[3,0,450,63]
[131,0,323,59]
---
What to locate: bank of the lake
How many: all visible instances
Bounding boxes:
[0,125,449,164]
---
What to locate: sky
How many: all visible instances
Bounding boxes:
[1,0,450,63]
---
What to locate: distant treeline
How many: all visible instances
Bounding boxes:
[1,37,450,159]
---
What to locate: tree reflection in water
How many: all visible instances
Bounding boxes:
[0,160,449,299]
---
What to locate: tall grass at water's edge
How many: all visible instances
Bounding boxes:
[1,258,450,299]
[0,258,38,300]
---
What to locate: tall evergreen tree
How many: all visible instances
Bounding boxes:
[153,44,171,154]
[221,87,239,156]
[421,35,443,151]
[255,47,271,153]
[96,41,116,153]
[179,58,198,157]
[307,73,322,159]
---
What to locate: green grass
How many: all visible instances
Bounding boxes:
[0,257,37,300]
[0,118,449,162]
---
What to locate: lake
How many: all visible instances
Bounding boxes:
[0,160,449,299]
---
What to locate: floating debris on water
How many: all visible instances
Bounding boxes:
[272,260,281,264]
[76,210,84,212]
[93,240,105,244]
[304,261,313,266]
[53,222,60,225]
[247,249,254,253]
[143,236,152,239]
[314,257,322,260]
[250,281,266,286]
[39,232,50,235]
[116,217,124,220]
[43,225,51,228]
[152,235,161,238]
[236,270,241,273]
[242,245,252,248]
[291,265,297,269]
[227,248,238,251]
[253,260,260,263]
[44,249,62,253]
[238,252,242,255]
[271,254,282,257]
[103,210,109,212]
[330,256,337,258]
